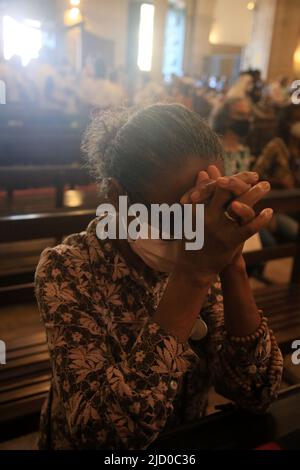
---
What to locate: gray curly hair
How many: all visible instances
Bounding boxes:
[81,103,223,198]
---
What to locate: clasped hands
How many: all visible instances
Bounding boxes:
[175,165,273,277]
[180,165,272,226]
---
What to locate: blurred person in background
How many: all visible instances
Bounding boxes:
[212,97,253,176]
[254,103,300,188]
[248,70,264,104]
[226,73,253,101]
[253,103,300,244]
[268,76,290,107]
[0,54,35,103]
[80,57,125,110]
[29,47,67,111]
[134,71,165,106]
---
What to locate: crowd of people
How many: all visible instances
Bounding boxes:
[0,46,295,115]
[0,49,127,113]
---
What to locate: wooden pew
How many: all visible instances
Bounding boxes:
[0,107,88,166]
[0,209,95,441]
[244,189,300,353]
[0,209,95,305]
[0,165,93,207]
[0,332,50,442]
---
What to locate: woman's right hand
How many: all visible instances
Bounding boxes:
[175,172,273,282]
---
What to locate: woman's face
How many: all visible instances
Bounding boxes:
[227,99,252,140]
[229,99,252,122]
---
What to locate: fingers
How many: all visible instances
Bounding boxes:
[182,168,266,211]
[196,170,209,184]
[180,180,216,204]
[240,208,273,241]
[216,175,251,196]
[231,171,259,186]
[207,167,259,187]
[229,200,256,225]
[211,175,251,210]
[207,165,222,180]
[235,181,271,208]
[180,170,211,204]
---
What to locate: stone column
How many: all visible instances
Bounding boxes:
[183,0,216,77]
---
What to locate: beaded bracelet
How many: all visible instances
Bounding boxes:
[226,314,268,345]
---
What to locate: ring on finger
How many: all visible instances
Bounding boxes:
[224,210,238,223]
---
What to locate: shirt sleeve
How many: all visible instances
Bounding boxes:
[200,280,283,413]
[35,248,198,450]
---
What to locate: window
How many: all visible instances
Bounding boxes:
[137,3,155,72]
[3,16,42,66]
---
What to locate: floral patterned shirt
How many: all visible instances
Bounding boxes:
[35,218,283,450]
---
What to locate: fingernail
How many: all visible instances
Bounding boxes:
[191,190,200,202]
[258,181,270,191]
[250,172,259,180]
[263,208,273,217]
[181,196,189,204]
[232,201,243,209]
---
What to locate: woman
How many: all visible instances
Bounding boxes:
[254,103,300,189]
[253,103,300,243]
[211,97,253,176]
[35,104,282,450]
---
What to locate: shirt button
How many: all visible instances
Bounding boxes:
[170,380,178,390]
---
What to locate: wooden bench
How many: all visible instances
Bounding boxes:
[0,209,95,305]
[0,332,50,442]
[0,165,93,207]
[244,189,300,354]
[0,112,86,166]
[0,209,95,441]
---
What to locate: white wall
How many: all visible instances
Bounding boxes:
[57,0,129,67]
[81,0,129,67]
[209,0,253,47]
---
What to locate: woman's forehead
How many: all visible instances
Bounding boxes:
[144,157,222,205]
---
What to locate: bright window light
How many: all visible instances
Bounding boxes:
[3,16,42,66]
[137,3,155,72]
[23,19,41,28]
[70,0,80,6]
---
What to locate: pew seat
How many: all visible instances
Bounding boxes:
[244,189,300,382]
[0,332,50,442]
[254,284,300,352]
